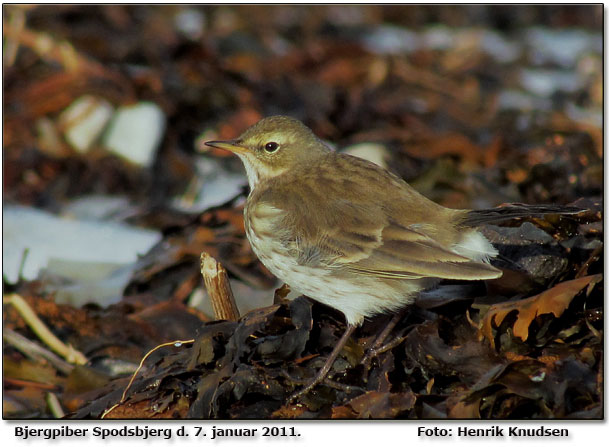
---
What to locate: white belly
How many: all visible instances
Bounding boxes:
[245,223,417,326]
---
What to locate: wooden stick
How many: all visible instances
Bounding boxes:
[4,293,87,365]
[200,253,240,321]
[3,327,74,375]
[46,392,65,419]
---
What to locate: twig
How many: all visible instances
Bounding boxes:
[2,17,85,72]
[101,339,194,419]
[46,392,65,419]
[4,378,57,390]
[3,327,74,375]
[200,253,240,321]
[4,294,87,365]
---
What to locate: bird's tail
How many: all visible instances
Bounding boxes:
[461,204,584,227]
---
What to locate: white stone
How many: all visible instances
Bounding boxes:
[172,157,246,212]
[174,7,206,40]
[42,259,135,308]
[59,95,114,152]
[520,68,581,97]
[103,102,165,167]
[3,206,161,306]
[61,195,132,221]
[526,27,602,68]
[362,25,420,55]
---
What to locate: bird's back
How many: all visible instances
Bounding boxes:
[245,147,501,325]
[252,151,461,243]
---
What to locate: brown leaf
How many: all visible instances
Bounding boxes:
[331,391,415,419]
[103,398,186,418]
[272,403,307,419]
[446,393,481,418]
[480,274,602,348]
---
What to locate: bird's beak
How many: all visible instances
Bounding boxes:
[204,139,248,155]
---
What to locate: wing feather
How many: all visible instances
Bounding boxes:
[250,158,502,282]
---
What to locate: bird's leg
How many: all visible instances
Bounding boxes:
[288,324,356,402]
[361,309,407,366]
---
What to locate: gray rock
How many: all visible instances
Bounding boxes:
[481,222,568,285]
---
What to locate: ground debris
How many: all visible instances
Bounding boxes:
[3,5,602,420]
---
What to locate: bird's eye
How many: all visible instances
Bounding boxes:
[264,142,279,153]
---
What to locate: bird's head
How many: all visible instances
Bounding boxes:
[205,116,330,188]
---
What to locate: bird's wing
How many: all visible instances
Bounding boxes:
[254,187,501,281]
[344,221,502,280]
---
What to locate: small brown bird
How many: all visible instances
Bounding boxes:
[205,116,578,400]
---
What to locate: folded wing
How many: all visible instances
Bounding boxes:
[255,188,501,281]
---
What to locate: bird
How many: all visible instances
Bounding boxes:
[205,115,581,401]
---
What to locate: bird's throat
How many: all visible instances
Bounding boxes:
[238,154,287,190]
[237,154,261,189]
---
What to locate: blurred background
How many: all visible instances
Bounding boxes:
[2,5,603,418]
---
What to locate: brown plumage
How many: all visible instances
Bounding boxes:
[247,153,502,281]
[205,115,580,400]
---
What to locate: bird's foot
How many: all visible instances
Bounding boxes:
[287,372,327,403]
[361,311,407,366]
[286,324,356,403]
[362,334,409,367]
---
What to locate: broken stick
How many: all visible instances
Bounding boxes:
[200,253,240,321]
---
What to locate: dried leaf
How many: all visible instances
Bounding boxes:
[332,391,416,419]
[446,393,481,418]
[480,274,602,348]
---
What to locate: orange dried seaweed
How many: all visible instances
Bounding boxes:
[480,274,602,348]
